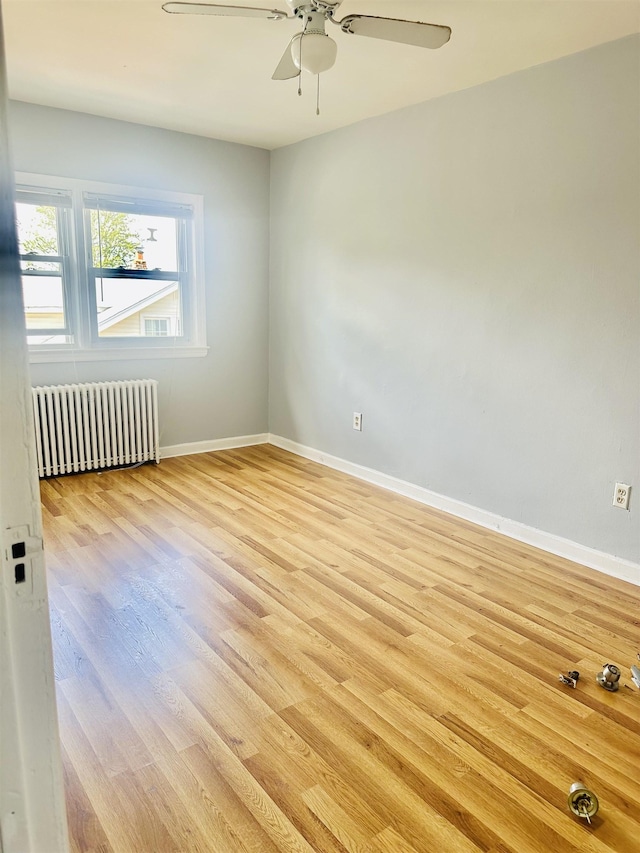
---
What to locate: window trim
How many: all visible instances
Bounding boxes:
[15,172,208,362]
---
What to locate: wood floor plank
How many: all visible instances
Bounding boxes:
[60,742,114,853]
[42,446,640,852]
[371,826,422,853]
[279,698,484,853]
[175,744,285,853]
[301,784,375,852]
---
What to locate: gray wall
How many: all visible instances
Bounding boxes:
[9,102,271,447]
[270,35,640,563]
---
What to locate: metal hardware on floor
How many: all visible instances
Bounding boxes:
[568,783,599,824]
[596,663,621,692]
[558,670,580,688]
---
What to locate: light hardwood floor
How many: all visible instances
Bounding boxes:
[41,445,640,853]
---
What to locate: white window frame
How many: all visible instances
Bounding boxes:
[16,186,75,344]
[15,172,208,363]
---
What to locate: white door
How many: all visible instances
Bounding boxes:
[0,4,70,850]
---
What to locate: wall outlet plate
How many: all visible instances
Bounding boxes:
[353,412,362,431]
[613,483,631,510]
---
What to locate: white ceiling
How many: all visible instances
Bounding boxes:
[4,0,640,149]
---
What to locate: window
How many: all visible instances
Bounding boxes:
[143,317,170,337]
[14,174,206,361]
[16,188,73,346]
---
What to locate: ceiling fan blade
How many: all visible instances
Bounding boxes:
[337,15,451,49]
[272,36,300,80]
[162,3,289,20]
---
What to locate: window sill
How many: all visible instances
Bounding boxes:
[29,346,209,364]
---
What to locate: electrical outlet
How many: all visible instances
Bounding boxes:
[353,412,362,431]
[613,483,631,510]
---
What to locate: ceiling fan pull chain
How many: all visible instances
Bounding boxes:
[298,35,303,95]
[316,74,320,116]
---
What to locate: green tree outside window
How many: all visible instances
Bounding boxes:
[22,206,142,269]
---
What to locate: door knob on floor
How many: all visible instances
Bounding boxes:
[568,783,599,824]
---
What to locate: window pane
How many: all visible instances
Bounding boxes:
[22,275,66,330]
[143,318,169,337]
[96,278,181,338]
[91,211,178,271]
[16,203,60,256]
[21,259,59,273]
[27,334,73,345]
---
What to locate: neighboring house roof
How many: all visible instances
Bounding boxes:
[97,282,178,331]
[25,283,178,344]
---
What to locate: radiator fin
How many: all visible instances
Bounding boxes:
[32,380,159,478]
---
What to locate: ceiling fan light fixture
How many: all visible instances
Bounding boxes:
[291,32,337,75]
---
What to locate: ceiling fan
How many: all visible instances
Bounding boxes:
[162,1,451,88]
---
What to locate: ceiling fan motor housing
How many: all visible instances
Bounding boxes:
[286,0,343,19]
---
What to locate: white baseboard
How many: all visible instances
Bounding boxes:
[268,434,640,588]
[160,433,269,459]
